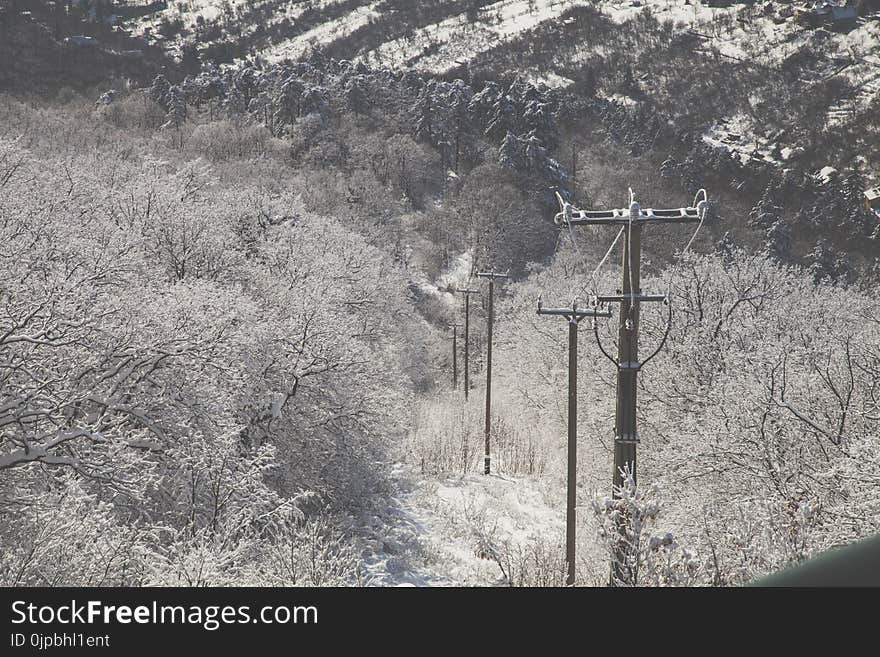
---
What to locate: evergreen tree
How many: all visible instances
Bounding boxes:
[445,79,474,172]
[498,131,526,172]
[765,220,791,262]
[149,74,172,112]
[345,76,369,115]
[484,93,517,142]
[467,82,499,126]
[748,180,783,228]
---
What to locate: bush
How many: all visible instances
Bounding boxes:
[188,119,272,161]
[97,93,165,131]
[406,396,548,476]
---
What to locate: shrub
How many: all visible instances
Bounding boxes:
[188,119,271,161]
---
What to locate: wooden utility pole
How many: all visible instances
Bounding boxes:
[477,271,509,475]
[451,323,461,390]
[455,288,479,400]
[556,194,704,586]
[537,298,612,586]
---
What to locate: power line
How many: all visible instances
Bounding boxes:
[553,191,625,299]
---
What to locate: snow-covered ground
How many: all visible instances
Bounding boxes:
[701,112,794,169]
[126,0,365,62]
[120,0,880,118]
[360,0,575,74]
[411,249,475,309]
[361,464,567,586]
[265,1,381,63]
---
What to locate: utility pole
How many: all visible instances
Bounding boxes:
[455,287,479,401]
[476,270,509,475]
[555,192,705,586]
[451,323,461,390]
[537,298,612,586]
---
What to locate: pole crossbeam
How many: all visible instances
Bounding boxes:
[536,299,612,322]
[537,306,613,320]
[596,293,667,304]
[555,204,704,226]
[536,298,613,586]
[476,272,510,476]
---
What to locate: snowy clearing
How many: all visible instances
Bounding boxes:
[360,0,575,74]
[265,1,381,63]
[362,465,568,586]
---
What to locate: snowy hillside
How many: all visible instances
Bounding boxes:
[3,0,880,593]
[125,1,880,164]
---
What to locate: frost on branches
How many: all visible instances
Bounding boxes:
[592,467,700,587]
[0,134,417,586]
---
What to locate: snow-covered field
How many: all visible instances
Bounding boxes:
[411,249,475,309]
[362,465,570,586]
[359,0,575,74]
[265,1,381,63]
[122,0,880,116]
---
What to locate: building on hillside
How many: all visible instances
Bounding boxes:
[795,1,859,27]
[830,4,859,24]
[865,187,880,218]
[816,166,839,185]
[63,34,98,48]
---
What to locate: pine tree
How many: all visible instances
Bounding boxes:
[765,220,791,262]
[467,82,499,126]
[345,76,370,115]
[498,131,526,172]
[446,80,474,172]
[413,84,437,144]
[715,230,737,262]
[300,86,328,117]
[274,76,304,128]
[522,97,556,151]
[485,93,517,142]
[748,181,783,228]
[149,74,172,111]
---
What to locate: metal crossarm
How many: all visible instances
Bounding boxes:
[536,298,613,321]
[596,293,668,304]
[555,201,705,226]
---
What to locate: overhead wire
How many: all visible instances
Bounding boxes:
[664,188,709,299]
[557,191,624,305]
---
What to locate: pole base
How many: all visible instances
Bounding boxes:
[484,456,490,475]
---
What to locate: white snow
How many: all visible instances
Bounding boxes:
[265,2,382,63]
[412,249,474,308]
[702,112,786,168]
[362,464,567,586]
[360,0,575,74]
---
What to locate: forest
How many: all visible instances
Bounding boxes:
[1,0,879,586]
